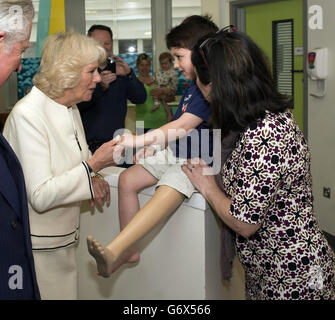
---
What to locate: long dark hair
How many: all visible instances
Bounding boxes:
[192,30,292,138]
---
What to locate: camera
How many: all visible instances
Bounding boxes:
[106,56,116,73]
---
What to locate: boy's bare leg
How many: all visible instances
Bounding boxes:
[87,185,185,277]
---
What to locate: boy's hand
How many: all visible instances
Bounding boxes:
[120,133,136,148]
[112,144,125,164]
[120,133,157,149]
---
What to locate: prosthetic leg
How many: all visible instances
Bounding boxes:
[87,185,185,277]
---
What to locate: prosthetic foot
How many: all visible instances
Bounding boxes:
[87,235,116,277]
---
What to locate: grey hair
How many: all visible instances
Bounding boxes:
[0,0,34,53]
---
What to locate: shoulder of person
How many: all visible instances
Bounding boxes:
[10,87,43,116]
[242,110,293,144]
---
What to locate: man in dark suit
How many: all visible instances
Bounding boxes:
[0,0,40,299]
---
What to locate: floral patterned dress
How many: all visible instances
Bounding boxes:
[221,110,335,300]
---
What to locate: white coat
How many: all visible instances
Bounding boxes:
[4,86,93,250]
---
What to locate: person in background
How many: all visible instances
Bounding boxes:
[135,53,170,133]
[0,0,40,300]
[153,51,178,111]
[183,27,335,300]
[4,31,123,299]
[78,24,146,154]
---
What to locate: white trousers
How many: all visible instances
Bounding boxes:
[33,246,77,300]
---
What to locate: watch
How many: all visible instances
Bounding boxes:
[86,162,104,180]
[86,162,95,178]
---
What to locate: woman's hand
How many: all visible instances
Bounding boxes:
[87,135,124,171]
[90,176,110,208]
[181,158,218,198]
[134,146,157,163]
[182,158,262,238]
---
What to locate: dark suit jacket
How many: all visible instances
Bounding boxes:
[0,132,40,299]
[78,70,146,143]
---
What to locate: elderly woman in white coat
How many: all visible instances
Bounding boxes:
[3,31,122,299]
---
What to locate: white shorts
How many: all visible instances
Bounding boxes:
[139,146,196,198]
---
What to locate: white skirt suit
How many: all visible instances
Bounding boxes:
[3,86,94,299]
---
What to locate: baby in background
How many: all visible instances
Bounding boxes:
[155,52,179,99]
[151,52,179,119]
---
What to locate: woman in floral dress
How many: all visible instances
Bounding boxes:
[181,27,335,299]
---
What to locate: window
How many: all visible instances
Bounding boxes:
[118,39,137,54]
[85,0,152,55]
[17,0,202,100]
[143,39,152,54]
[272,19,294,102]
[18,0,41,99]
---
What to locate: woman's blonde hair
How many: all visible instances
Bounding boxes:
[136,53,151,68]
[33,31,106,99]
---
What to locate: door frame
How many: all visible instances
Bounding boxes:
[230,0,308,139]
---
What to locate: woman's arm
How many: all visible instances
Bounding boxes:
[182,159,261,238]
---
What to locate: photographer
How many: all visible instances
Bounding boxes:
[78,25,146,154]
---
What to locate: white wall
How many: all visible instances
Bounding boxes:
[201,0,230,27]
[307,0,335,235]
